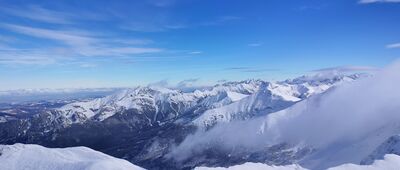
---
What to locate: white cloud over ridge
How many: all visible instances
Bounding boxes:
[170,60,400,169]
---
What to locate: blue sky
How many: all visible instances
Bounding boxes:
[0,0,399,90]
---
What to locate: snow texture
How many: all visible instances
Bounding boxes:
[195,154,400,170]
[0,143,144,170]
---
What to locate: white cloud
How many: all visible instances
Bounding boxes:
[111,39,153,45]
[198,16,243,27]
[386,43,400,49]
[312,65,379,73]
[224,66,279,73]
[79,47,163,57]
[148,79,211,92]
[0,23,164,65]
[359,0,400,4]
[0,49,57,65]
[248,43,262,47]
[121,22,187,32]
[79,63,97,68]
[0,5,73,24]
[0,5,108,24]
[146,0,177,7]
[170,61,400,168]
[1,24,95,47]
[189,51,203,54]
[0,35,19,44]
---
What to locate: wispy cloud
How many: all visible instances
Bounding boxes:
[1,23,95,46]
[120,21,187,32]
[79,63,97,68]
[0,3,183,67]
[200,16,243,26]
[0,24,163,56]
[0,5,109,24]
[217,79,228,83]
[298,5,324,11]
[121,15,241,32]
[0,48,58,65]
[177,78,199,86]
[242,68,280,73]
[225,67,253,70]
[359,0,400,4]
[248,43,262,47]
[225,67,279,73]
[188,51,203,55]
[146,0,177,7]
[386,43,400,49]
[0,35,19,44]
[0,23,163,66]
[1,5,74,24]
[0,4,240,67]
[312,66,379,73]
[111,39,153,45]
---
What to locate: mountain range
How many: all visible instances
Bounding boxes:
[3,72,396,170]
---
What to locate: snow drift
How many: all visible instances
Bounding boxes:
[0,143,144,170]
[195,154,400,170]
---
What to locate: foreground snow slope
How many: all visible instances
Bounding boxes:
[195,163,306,170]
[0,144,144,170]
[195,154,400,170]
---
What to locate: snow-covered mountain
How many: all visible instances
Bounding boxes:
[192,75,359,128]
[0,143,144,170]
[170,63,400,170]
[0,72,373,170]
[54,80,264,125]
[55,74,362,127]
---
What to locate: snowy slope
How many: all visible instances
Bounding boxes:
[53,74,363,127]
[193,74,361,128]
[328,154,400,170]
[169,64,400,169]
[0,72,379,170]
[55,80,263,124]
[260,65,400,169]
[195,162,306,170]
[0,143,144,170]
[57,87,196,123]
[361,135,400,165]
[194,154,400,170]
